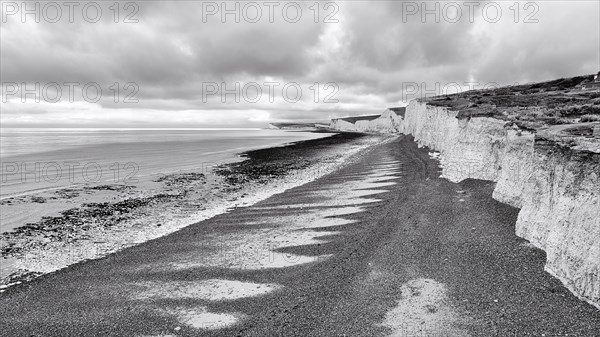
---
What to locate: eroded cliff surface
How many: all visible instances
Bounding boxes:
[402,100,600,308]
[327,75,600,308]
[330,110,403,133]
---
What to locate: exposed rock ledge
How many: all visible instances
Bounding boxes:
[332,101,600,309]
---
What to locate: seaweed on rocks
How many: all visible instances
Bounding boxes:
[155,172,206,187]
[55,189,81,199]
[84,184,134,192]
[30,196,46,203]
[215,132,365,185]
[1,193,180,257]
[0,131,373,287]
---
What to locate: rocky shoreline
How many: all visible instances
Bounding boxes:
[0,132,383,289]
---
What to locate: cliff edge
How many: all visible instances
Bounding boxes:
[329,109,405,133]
[330,74,600,308]
[402,100,599,309]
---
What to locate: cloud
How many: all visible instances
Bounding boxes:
[1,0,598,127]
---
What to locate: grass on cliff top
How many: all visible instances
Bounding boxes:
[421,74,600,130]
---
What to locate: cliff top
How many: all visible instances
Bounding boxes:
[332,114,382,123]
[269,122,319,128]
[332,108,406,123]
[420,74,600,131]
[268,122,334,131]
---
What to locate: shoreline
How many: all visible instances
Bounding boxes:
[2,135,598,335]
[0,132,390,289]
[0,128,333,201]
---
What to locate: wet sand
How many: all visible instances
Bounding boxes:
[0,135,598,336]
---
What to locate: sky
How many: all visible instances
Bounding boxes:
[1,0,599,128]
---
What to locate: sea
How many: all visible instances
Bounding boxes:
[0,128,330,199]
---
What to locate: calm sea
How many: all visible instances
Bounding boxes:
[0,128,329,198]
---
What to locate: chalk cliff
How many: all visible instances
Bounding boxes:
[329,109,404,133]
[401,100,599,308]
[400,101,600,308]
[329,99,600,309]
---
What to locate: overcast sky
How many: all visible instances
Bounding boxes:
[1,0,599,127]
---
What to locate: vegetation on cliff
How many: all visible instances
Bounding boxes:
[422,74,600,131]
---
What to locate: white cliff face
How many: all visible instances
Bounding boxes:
[329,119,357,131]
[330,110,403,133]
[401,102,508,183]
[330,101,600,308]
[516,149,599,307]
[400,100,600,309]
[357,110,403,133]
[327,104,599,307]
